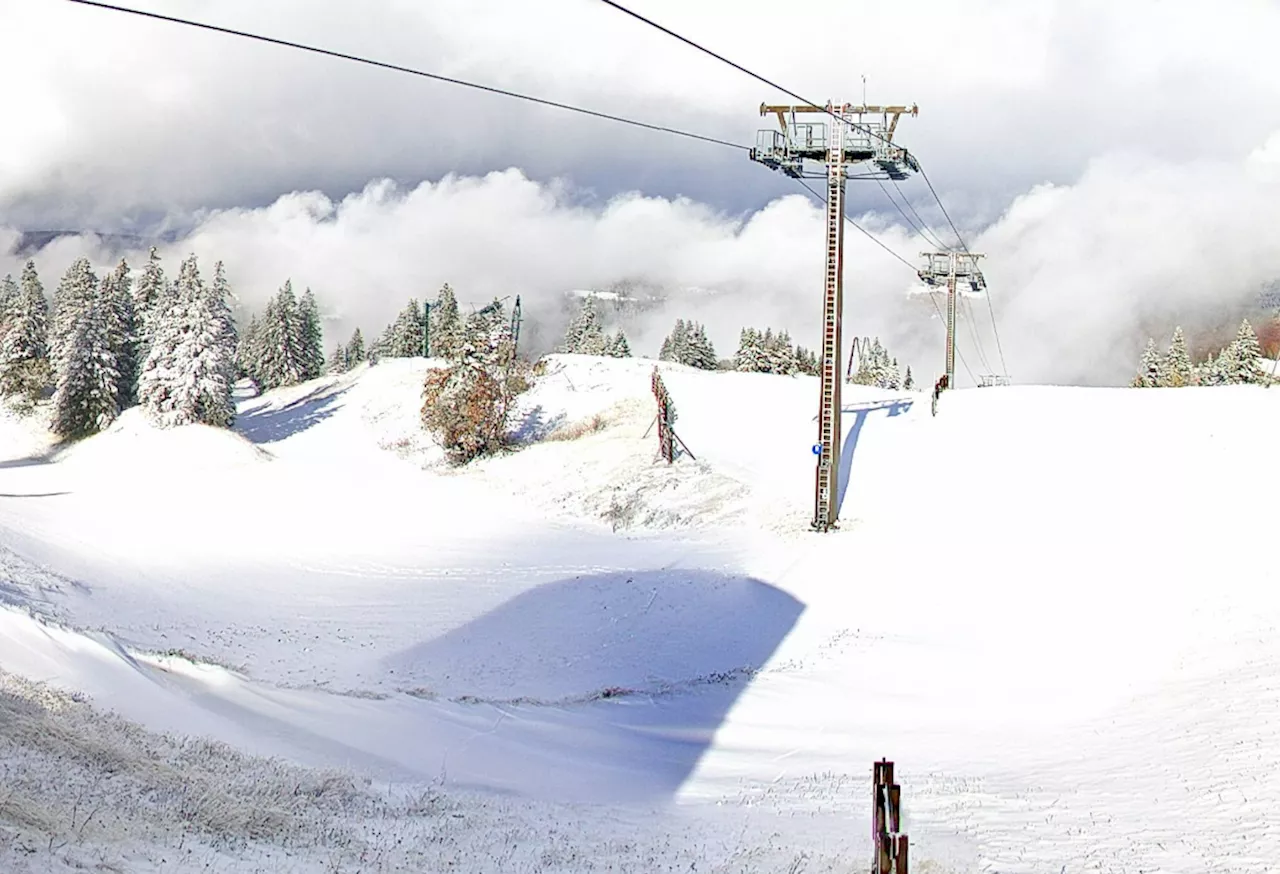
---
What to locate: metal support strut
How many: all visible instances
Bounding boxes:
[749,98,918,532]
[813,104,847,532]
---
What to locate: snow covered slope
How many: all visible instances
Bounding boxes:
[4,358,1280,872]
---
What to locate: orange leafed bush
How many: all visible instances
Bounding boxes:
[421,355,529,464]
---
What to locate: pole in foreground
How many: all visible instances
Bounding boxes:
[873,759,908,874]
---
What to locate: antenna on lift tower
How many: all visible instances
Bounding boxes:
[749,100,919,532]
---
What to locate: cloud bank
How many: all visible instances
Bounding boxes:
[6,0,1280,234]
[8,127,1280,387]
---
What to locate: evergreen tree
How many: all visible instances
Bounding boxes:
[104,259,140,407]
[328,343,347,374]
[132,247,166,362]
[137,254,236,428]
[0,261,51,403]
[1132,338,1163,387]
[1163,326,1192,387]
[794,345,819,376]
[298,287,325,377]
[254,280,306,390]
[0,274,17,337]
[763,329,797,375]
[51,257,98,376]
[849,337,901,389]
[202,261,239,410]
[462,299,512,362]
[237,314,261,385]
[51,294,119,440]
[386,298,425,358]
[685,321,718,370]
[658,319,715,368]
[659,319,689,363]
[1228,318,1264,384]
[562,295,607,354]
[606,329,632,358]
[1215,342,1239,385]
[345,327,365,367]
[429,283,463,359]
[210,263,238,363]
[1193,350,1220,387]
[735,328,766,372]
[373,322,394,358]
[904,366,915,390]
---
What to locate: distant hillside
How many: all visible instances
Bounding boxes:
[10,229,174,257]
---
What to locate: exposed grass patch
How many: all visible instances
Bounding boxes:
[544,412,609,443]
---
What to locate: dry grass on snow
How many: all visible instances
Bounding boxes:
[0,667,847,873]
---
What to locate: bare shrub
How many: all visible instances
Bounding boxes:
[421,348,530,465]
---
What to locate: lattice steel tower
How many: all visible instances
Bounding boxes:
[749,102,919,532]
[917,251,986,390]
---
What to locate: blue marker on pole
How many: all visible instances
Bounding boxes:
[812,443,822,456]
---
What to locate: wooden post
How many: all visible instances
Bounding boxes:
[872,759,907,874]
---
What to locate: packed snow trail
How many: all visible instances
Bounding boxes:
[4,356,1280,871]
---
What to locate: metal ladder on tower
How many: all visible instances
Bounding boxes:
[813,105,846,531]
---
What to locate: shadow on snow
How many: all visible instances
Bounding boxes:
[235,385,350,444]
[509,403,566,443]
[836,397,913,512]
[373,568,806,802]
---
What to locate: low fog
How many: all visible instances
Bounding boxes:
[7,0,1280,385]
[6,129,1280,386]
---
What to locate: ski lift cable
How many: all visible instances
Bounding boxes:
[594,0,901,150]
[961,295,993,374]
[870,180,952,253]
[61,0,750,154]
[919,166,1009,376]
[795,178,976,385]
[593,0,1009,379]
[890,178,952,252]
[794,179,917,272]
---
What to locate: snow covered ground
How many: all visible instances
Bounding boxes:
[4,356,1280,871]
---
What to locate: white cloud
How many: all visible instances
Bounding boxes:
[5,0,1280,230]
[7,0,1280,386]
[9,126,1280,388]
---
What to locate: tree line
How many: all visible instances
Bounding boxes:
[0,250,238,439]
[325,283,519,376]
[1133,319,1269,387]
[552,293,913,386]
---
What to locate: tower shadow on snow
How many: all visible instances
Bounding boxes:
[236,385,350,444]
[836,397,913,512]
[381,569,805,803]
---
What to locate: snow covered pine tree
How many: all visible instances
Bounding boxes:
[0,261,51,405]
[561,295,607,355]
[1132,338,1164,387]
[661,319,716,369]
[1163,326,1192,387]
[50,260,120,439]
[136,254,237,428]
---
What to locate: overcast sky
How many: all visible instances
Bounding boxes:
[5,0,1280,384]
